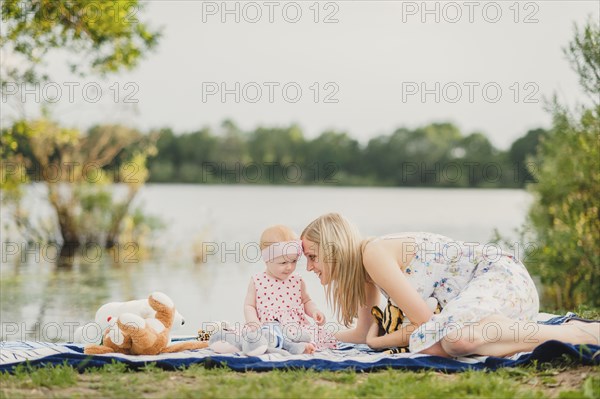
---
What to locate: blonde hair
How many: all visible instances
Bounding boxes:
[260,225,298,250]
[301,213,369,327]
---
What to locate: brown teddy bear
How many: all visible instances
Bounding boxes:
[84,292,208,355]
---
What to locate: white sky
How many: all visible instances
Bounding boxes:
[2,0,599,149]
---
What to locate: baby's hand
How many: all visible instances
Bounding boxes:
[303,342,316,354]
[313,311,326,326]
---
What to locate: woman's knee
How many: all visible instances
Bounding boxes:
[419,342,449,357]
[440,334,482,357]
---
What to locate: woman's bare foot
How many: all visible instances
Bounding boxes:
[566,321,600,345]
[303,343,316,354]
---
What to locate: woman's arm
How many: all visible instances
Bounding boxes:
[362,241,433,327]
[334,281,380,343]
[366,320,417,349]
[243,280,260,326]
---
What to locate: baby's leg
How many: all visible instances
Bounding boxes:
[282,323,313,343]
[282,339,315,355]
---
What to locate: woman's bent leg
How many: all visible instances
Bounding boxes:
[420,341,450,357]
[440,314,600,357]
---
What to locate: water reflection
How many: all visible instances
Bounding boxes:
[1,185,532,342]
[2,248,116,341]
[1,244,254,342]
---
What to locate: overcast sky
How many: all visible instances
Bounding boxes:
[3,1,599,149]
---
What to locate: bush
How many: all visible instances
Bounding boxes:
[524,19,600,308]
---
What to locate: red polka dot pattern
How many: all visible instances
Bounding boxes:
[251,271,338,350]
[252,272,308,326]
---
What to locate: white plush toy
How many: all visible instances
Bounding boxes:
[74,296,185,344]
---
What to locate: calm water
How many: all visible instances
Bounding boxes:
[0,185,532,341]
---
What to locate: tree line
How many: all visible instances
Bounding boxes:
[6,120,546,188]
[144,121,546,188]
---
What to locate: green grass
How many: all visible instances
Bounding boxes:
[2,308,598,398]
[1,362,598,399]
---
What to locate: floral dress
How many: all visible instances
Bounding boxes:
[252,272,337,350]
[375,232,540,353]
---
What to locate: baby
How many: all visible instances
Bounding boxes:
[244,225,326,354]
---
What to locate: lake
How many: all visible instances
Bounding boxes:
[0,184,533,341]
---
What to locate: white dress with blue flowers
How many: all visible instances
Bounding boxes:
[375,232,540,353]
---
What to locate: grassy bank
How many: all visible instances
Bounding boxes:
[2,307,599,398]
[1,362,598,399]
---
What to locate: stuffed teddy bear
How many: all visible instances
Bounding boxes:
[74,296,186,344]
[371,297,442,354]
[84,292,208,355]
[208,322,313,356]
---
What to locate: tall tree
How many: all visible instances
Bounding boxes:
[0,1,161,252]
[1,0,160,84]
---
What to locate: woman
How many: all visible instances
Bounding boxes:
[301,213,599,357]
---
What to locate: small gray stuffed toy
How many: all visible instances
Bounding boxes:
[209,322,313,356]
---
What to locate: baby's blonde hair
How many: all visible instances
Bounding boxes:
[260,225,298,250]
[301,213,369,327]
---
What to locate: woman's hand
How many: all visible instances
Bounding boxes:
[366,320,414,350]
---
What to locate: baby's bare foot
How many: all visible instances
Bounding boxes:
[303,343,316,354]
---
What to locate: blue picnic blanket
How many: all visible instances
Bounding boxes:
[1,313,598,373]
